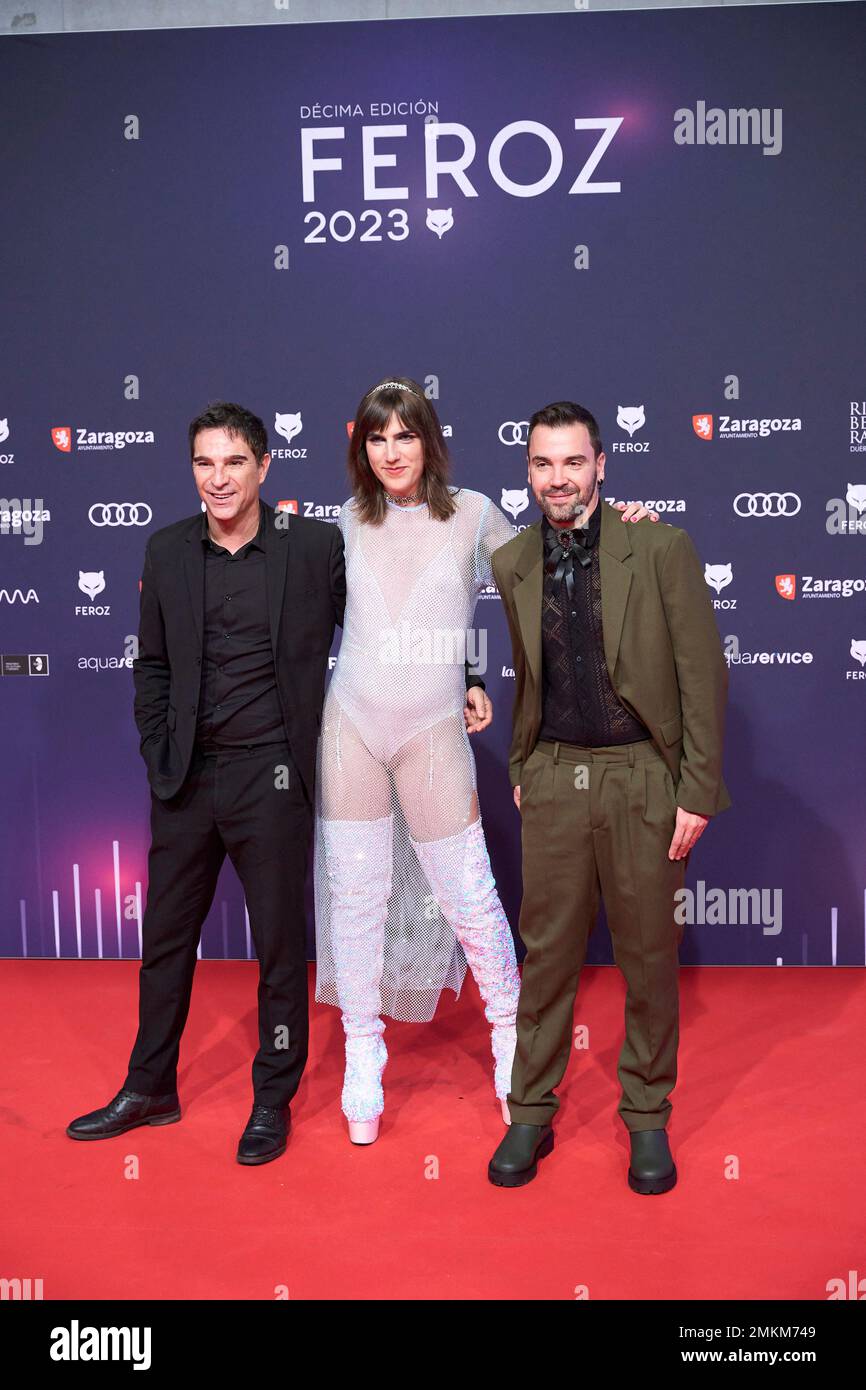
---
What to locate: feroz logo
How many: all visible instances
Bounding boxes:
[499,421,529,446]
[693,414,713,441]
[706,564,736,608]
[301,116,625,205]
[426,208,454,238]
[52,427,72,452]
[272,412,307,459]
[88,503,152,527]
[616,405,645,437]
[704,563,733,594]
[274,412,303,444]
[850,639,866,667]
[825,484,866,535]
[76,570,110,616]
[612,404,649,453]
[78,571,106,599]
[0,418,12,465]
[776,575,796,600]
[501,488,529,520]
[846,483,866,514]
[734,492,801,517]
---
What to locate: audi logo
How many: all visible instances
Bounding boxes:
[733,492,801,518]
[88,502,153,526]
[498,420,529,446]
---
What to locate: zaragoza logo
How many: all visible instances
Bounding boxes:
[52,427,72,452]
[693,414,713,441]
[776,574,796,600]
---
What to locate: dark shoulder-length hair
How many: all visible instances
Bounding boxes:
[347,375,457,524]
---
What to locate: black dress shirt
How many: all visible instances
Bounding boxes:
[195,501,287,748]
[539,506,651,747]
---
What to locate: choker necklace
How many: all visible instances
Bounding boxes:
[385,489,425,506]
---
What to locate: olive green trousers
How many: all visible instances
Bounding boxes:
[508,738,687,1131]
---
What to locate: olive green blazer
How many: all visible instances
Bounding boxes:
[490,502,731,817]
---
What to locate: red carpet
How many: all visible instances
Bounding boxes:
[1,962,863,1300]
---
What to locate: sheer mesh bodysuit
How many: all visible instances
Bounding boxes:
[313,488,520,1082]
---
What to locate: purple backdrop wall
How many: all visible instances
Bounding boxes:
[1,3,864,966]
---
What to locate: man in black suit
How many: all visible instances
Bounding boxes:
[67,402,345,1164]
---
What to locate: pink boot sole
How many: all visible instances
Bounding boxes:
[348,1118,380,1145]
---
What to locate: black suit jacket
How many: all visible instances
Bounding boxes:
[132,499,345,803]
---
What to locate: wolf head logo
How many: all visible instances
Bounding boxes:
[78,571,105,599]
[0,419,9,443]
[845,483,866,515]
[616,405,645,437]
[705,563,733,594]
[426,208,454,239]
[851,639,866,667]
[501,488,529,520]
[275,412,303,444]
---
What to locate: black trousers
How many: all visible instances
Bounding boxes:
[124,739,312,1109]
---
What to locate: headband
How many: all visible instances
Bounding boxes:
[367,381,422,398]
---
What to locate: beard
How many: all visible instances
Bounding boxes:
[537,474,599,527]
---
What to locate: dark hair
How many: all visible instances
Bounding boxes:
[526,401,603,460]
[188,402,268,463]
[347,376,457,524]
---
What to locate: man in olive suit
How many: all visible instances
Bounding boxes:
[487,401,729,1193]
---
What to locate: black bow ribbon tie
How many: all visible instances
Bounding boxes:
[545,526,593,598]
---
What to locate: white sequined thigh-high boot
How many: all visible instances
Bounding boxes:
[410,819,520,1123]
[321,816,393,1144]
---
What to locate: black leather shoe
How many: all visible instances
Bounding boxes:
[628,1129,677,1194]
[236,1104,290,1166]
[488,1122,554,1188]
[66,1088,181,1140]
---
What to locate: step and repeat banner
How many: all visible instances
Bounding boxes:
[1,3,864,966]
